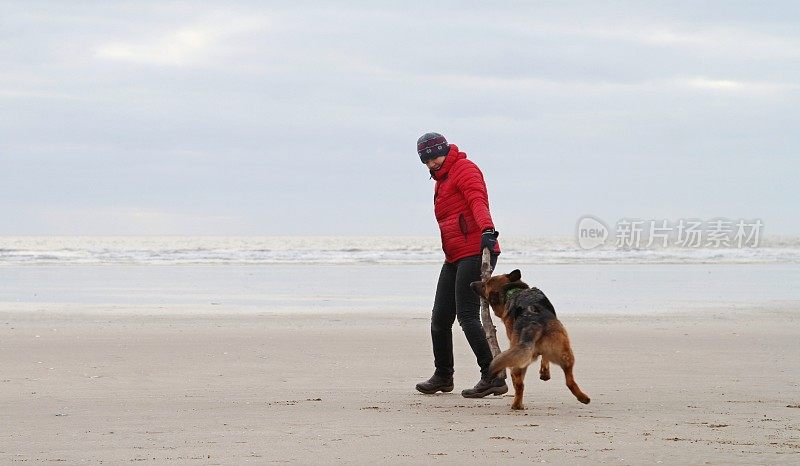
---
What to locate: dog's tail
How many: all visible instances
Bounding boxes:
[489,345,535,376]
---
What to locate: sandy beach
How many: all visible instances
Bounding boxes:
[1,310,798,464]
[1,264,799,464]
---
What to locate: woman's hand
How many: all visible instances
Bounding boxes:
[480,228,499,252]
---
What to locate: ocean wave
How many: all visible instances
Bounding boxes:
[1,236,799,265]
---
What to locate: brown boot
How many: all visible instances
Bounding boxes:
[461,376,508,398]
[415,374,454,394]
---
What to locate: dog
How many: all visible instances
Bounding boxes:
[470,269,590,410]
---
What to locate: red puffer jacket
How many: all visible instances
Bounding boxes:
[431,144,501,263]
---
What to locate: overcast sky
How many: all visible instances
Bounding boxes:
[1,1,798,235]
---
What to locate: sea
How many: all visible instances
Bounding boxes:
[2,236,799,315]
[2,235,800,265]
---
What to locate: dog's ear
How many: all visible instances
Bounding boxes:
[508,269,522,282]
[470,281,483,296]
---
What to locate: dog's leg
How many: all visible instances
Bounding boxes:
[510,367,528,410]
[562,363,590,404]
[539,356,550,381]
[543,325,590,404]
[556,349,590,404]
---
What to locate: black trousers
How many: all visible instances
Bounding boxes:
[430,254,498,378]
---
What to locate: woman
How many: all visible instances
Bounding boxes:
[414,132,507,398]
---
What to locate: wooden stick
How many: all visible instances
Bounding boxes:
[480,247,505,379]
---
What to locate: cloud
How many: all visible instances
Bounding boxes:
[34,207,251,235]
[1,1,799,234]
[0,89,82,100]
[95,28,211,66]
[417,73,798,98]
[93,16,268,66]
[501,15,800,60]
[681,77,799,93]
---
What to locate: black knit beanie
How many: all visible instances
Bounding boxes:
[417,132,449,162]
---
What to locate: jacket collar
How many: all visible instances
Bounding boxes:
[505,287,525,303]
[430,144,465,180]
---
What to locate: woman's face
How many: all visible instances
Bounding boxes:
[424,155,447,171]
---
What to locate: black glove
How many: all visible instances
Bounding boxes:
[480,228,499,252]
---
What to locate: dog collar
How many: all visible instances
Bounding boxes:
[505,287,524,302]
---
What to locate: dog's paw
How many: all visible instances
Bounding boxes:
[578,395,590,404]
[511,403,525,410]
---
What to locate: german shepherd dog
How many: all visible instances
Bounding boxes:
[470,269,590,410]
